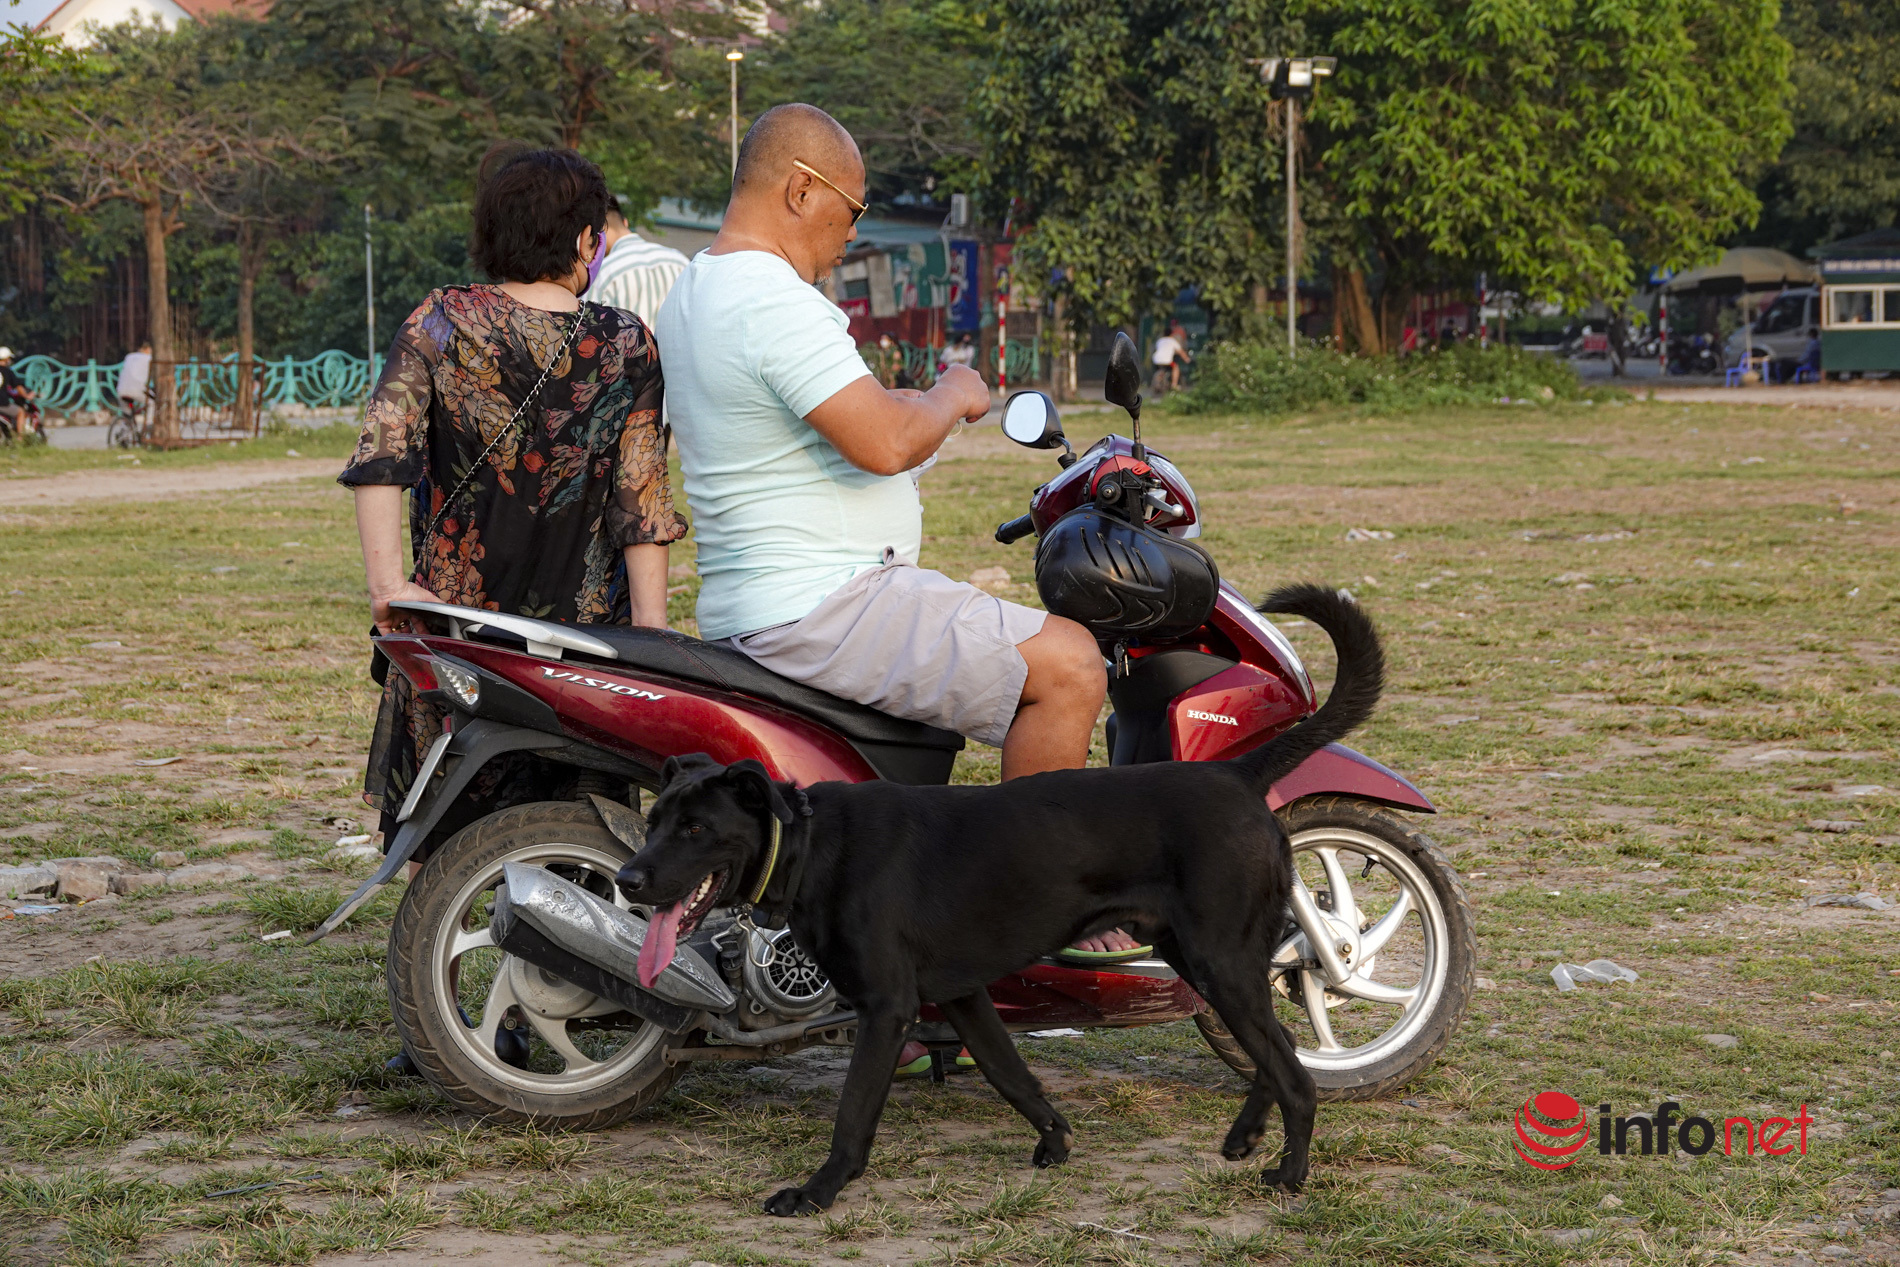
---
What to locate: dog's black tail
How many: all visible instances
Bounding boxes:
[1229,583,1385,793]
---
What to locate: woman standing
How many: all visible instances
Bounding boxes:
[341,144,685,892]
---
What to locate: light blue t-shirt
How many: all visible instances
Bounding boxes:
[654,250,922,641]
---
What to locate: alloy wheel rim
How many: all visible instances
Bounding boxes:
[428,839,665,1096]
[1276,825,1451,1073]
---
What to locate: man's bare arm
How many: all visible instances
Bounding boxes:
[803,364,991,477]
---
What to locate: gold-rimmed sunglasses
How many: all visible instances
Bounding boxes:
[793,158,868,225]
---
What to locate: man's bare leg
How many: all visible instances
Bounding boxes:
[1005,616,1140,954]
[1001,615,1106,780]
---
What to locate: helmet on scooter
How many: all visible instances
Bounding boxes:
[1033,506,1220,642]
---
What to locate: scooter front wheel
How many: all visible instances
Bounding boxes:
[1196,796,1475,1100]
[386,800,680,1129]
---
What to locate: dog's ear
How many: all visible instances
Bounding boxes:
[661,753,718,788]
[723,758,796,825]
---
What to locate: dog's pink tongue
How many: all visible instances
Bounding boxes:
[638,900,684,989]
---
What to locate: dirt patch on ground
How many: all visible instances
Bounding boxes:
[0,458,342,507]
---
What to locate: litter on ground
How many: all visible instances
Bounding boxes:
[1551,959,1640,991]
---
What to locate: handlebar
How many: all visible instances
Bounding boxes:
[994,514,1035,545]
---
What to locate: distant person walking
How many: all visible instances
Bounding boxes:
[584,197,690,329]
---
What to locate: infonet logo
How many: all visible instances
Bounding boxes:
[1514,1092,1812,1168]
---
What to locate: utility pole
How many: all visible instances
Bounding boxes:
[1285,97,1297,354]
[727,50,744,178]
[363,203,376,373]
[1252,56,1336,356]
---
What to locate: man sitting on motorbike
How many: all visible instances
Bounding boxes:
[654,106,1143,1053]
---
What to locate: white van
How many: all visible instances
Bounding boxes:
[1724,288,1819,373]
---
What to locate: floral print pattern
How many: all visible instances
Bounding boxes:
[339,285,686,846]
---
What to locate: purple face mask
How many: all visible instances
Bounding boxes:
[583,229,608,292]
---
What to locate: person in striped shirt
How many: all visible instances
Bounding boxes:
[585,199,691,328]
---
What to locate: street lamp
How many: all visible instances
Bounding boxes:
[726,49,744,179]
[1252,55,1336,355]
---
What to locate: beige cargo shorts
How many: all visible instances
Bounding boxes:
[727,551,1047,748]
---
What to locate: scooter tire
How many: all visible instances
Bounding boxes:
[386,800,680,1130]
[1195,796,1475,1101]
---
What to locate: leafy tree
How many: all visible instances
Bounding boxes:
[979,0,1792,349]
[1300,0,1792,352]
[976,0,1295,327]
[0,25,89,215]
[1750,0,1900,249]
[46,22,318,443]
[752,0,995,204]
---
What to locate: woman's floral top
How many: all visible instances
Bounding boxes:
[340,285,685,619]
[338,285,686,840]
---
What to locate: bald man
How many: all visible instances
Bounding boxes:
[655,107,1124,907]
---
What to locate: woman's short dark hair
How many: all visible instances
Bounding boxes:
[470,143,612,283]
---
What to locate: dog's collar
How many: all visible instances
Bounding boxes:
[744,815,782,907]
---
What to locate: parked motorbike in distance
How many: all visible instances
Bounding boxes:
[1666,332,1721,377]
[313,332,1473,1128]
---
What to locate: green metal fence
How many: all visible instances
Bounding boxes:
[882,340,1041,388]
[21,339,1040,419]
[14,351,376,417]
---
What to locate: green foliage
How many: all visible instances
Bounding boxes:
[1755,0,1900,246]
[979,0,1794,332]
[1302,0,1794,302]
[1178,338,1587,415]
[751,0,994,203]
[0,25,90,214]
[977,0,1295,325]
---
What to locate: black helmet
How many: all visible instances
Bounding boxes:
[1034,506,1220,641]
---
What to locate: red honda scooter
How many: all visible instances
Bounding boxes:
[313,334,1473,1128]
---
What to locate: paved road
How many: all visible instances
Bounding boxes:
[0,458,342,507]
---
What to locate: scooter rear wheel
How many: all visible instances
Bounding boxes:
[386,800,680,1129]
[1196,796,1474,1100]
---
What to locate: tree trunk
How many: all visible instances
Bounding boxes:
[236,218,259,436]
[142,197,179,447]
[1334,266,1381,355]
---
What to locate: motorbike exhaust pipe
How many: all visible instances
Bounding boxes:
[489,862,735,1034]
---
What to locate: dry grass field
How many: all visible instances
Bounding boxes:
[0,396,1895,1266]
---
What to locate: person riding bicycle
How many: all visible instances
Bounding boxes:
[116,342,152,418]
[0,348,34,440]
[1151,325,1191,392]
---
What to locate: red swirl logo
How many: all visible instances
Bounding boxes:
[1514,1091,1589,1169]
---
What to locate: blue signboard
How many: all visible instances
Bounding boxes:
[947,239,979,332]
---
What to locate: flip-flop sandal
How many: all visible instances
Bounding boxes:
[953,1047,979,1073]
[1054,944,1155,966]
[894,1050,933,1079]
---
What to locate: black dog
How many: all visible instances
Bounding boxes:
[618,583,1382,1215]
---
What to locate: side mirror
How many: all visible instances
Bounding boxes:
[1000,390,1066,450]
[1103,331,1142,417]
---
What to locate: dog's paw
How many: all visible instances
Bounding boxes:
[1032,1128,1072,1169]
[1221,1125,1264,1161]
[762,1186,826,1217]
[1257,1166,1305,1195]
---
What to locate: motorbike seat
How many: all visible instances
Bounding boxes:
[580,625,964,752]
[390,600,965,785]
